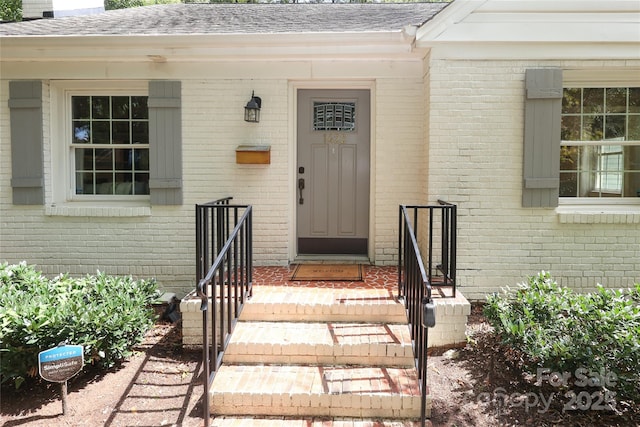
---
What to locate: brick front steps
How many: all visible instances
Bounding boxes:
[208,284,424,423]
[179,266,470,425]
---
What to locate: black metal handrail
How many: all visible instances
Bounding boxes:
[196,197,252,427]
[398,201,457,427]
[399,201,457,298]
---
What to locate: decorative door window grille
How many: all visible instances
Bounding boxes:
[313,102,356,131]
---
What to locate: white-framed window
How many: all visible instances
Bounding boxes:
[51,81,150,205]
[72,94,149,197]
[560,87,640,202]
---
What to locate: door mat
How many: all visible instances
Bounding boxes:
[290,264,363,281]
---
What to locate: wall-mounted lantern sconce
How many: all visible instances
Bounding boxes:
[244,91,262,123]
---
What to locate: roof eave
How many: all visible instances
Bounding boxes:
[0,31,423,62]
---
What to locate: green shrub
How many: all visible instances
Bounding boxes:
[484,272,640,404]
[105,0,144,10]
[0,262,159,389]
[0,0,21,22]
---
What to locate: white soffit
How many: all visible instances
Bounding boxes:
[416,0,640,59]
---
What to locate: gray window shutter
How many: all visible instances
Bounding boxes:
[148,80,182,205]
[9,81,44,205]
[522,68,563,208]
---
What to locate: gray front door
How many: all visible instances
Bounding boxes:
[296,89,370,255]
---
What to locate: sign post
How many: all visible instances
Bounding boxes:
[38,344,84,415]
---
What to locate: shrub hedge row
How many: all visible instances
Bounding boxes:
[484,272,640,404]
[0,262,159,389]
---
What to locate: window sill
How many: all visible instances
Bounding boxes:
[46,204,151,217]
[556,206,640,224]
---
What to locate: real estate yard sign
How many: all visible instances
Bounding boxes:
[38,344,84,415]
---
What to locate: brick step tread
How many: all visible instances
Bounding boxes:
[224,322,414,366]
[211,364,424,418]
[210,417,429,426]
[243,286,401,307]
[239,286,407,323]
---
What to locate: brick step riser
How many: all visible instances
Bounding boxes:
[224,320,415,367]
[212,394,424,419]
[210,418,424,427]
[223,345,415,367]
[239,304,408,324]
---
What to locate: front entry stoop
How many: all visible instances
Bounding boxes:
[209,285,427,423]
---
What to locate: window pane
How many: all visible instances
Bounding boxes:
[583,115,603,140]
[95,173,113,195]
[606,88,627,113]
[75,148,94,171]
[76,172,94,195]
[95,149,112,170]
[91,96,110,119]
[560,146,580,171]
[114,149,132,171]
[115,173,133,195]
[561,115,580,141]
[112,96,130,119]
[134,148,149,171]
[624,171,640,197]
[562,88,581,114]
[604,115,625,140]
[73,121,90,144]
[629,115,640,140]
[72,96,90,119]
[560,172,577,197]
[132,121,148,144]
[92,121,110,144]
[626,145,640,169]
[583,88,604,114]
[112,121,130,144]
[134,173,149,195]
[629,88,640,113]
[131,96,148,119]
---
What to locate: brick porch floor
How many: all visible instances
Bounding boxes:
[251,264,399,290]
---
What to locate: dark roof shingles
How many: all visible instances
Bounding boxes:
[0,3,448,36]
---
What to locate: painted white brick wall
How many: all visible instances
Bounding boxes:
[428,59,640,299]
[374,78,427,265]
[182,79,290,267]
